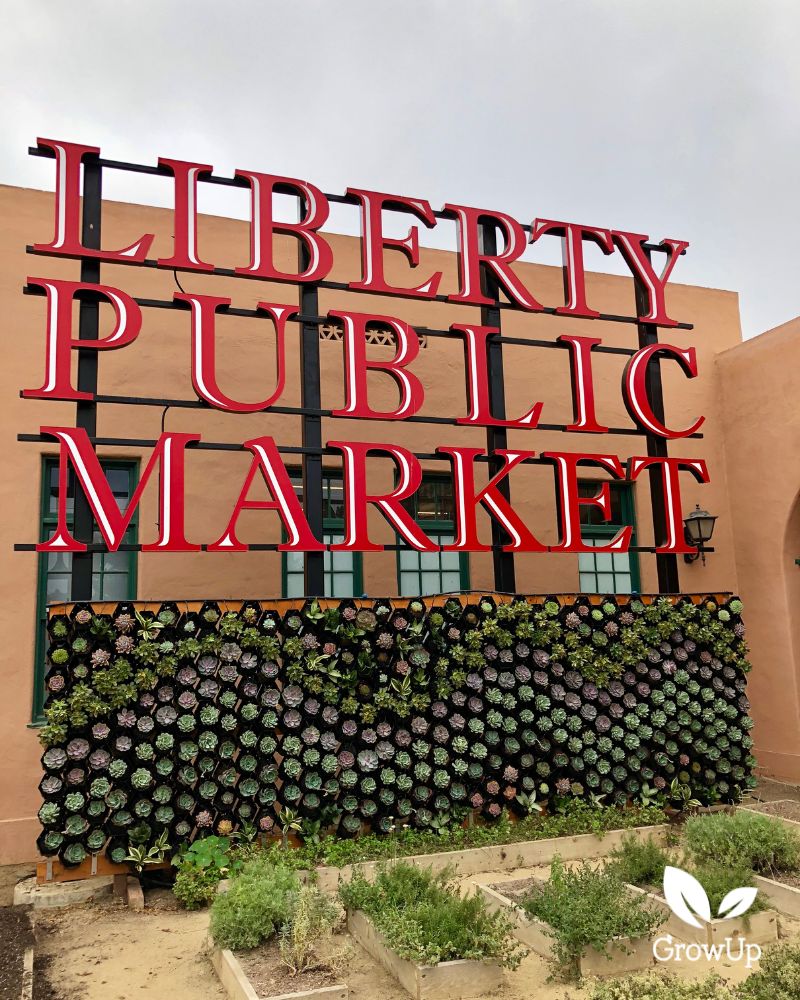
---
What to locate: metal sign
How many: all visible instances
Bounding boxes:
[17,138,711,596]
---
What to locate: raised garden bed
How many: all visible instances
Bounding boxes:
[212,946,348,1000]
[346,909,503,1000]
[740,801,800,827]
[315,823,670,893]
[625,882,779,946]
[478,868,663,979]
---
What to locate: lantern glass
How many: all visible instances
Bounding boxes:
[684,506,717,546]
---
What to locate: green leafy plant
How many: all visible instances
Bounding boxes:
[588,972,734,999]
[520,857,666,978]
[339,862,525,968]
[685,811,800,876]
[607,835,672,888]
[210,858,300,950]
[125,830,170,874]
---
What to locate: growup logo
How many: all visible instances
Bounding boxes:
[652,866,762,968]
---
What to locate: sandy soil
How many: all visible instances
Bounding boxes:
[747,799,800,823]
[34,898,224,1000]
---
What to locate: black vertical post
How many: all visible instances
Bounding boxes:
[70,156,102,602]
[299,196,325,597]
[479,220,516,593]
[633,251,680,594]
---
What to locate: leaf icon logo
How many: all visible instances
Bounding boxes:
[663,866,712,929]
[662,866,758,928]
[717,886,758,920]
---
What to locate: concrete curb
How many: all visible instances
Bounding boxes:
[21,946,33,1000]
[13,875,113,909]
[211,947,348,1000]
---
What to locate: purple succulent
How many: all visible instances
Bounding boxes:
[503,765,518,782]
[555,778,571,796]
[597,690,612,707]
[565,612,580,629]
[195,810,213,828]
[565,692,581,711]
[393,616,408,631]
[323,642,338,656]
[305,699,321,716]
[283,709,302,728]
[342,719,358,738]
[484,645,498,661]
[466,673,483,692]
[596,715,611,733]
[115,635,134,654]
[433,725,449,744]
[609,703,624,719]
[117,709,136,729]
[471,792,484,808]
[431,701,448,718]
[259,815,275,832]
[395,729,411,747]
[532,649,550,669]
[533,670,549,688]
[197,655,219,676]
[138,692,155,708]
[582,682,598,701]
[339,750,355,768]
[90,648,111,667]
[623,693,637,709]
[467,697,484,715]
[619,611,634,626]
[91,722,110,741]
[411,717,430,735]
[47,674,65,693]
[449,714,465,731]
[361,728,377,745]
[654,776,667,790]
[240,652,258,671]
[515,665,531,684]
[177,666,197,686]
[322,706,339,726]
[343,606,357,621]
[114,613,134,633]
[487,802,502,817]
[551,684,566,702]
[451,691,467,708]
[565,671,583,690]
[486,780,500,796]
[178,690,197,710]
[395,660,409,676]
[604,621,619,637]
[608,680,625,699]
[301,633,319,651]
[580,703,597,721]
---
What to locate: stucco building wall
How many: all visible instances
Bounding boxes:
[0,183,766,862]
[718,319,800,781]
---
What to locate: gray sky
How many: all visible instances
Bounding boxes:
[3,0,799,338]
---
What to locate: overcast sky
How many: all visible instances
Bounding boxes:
[3,1,799,338]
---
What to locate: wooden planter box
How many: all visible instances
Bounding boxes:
[346,910,504,1000]
[211,948,348,1000]
[315,824,670,893]
[738,803,800,833]
[625,884,779,947]
[478,884,655,978]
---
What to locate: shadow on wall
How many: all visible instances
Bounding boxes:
[785,493,800,691]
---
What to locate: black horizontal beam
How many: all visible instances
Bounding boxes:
[13,540,713,555]
[24,248,694,331]
[15,391,703,439]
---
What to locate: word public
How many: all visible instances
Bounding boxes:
[27,138,707,556]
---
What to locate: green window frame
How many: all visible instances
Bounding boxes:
[32,457,139,721]
[397,474,470,596]
[282,472,363,598]
[577,480,640,594]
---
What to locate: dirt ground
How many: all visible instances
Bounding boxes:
[32,897,225,1000]
[22,862,800,1000]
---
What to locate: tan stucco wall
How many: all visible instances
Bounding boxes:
[718,319,800,781]
[0,184,748,861]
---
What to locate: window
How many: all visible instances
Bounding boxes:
[577,481,640,594]
[33,458,138,719]
[282,472,363,598]
[397,475,469,596]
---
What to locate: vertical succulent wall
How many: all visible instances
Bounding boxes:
[37,594,755,866]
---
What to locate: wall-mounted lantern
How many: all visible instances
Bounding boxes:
[683,505,718,564]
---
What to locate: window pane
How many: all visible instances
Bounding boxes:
[99,574,129,600]
[421,571,441,594]
[332,573,355,598]
[46,575,71,603]
[579,572,598,592]
[615,573,633,594]
[595,552,613,572]
[419,550,439,570]
[578,553,595,572]
[331,549,352,571]
[398,550,418,570]
[101,550,130,574]
[441,571,461,592]
[285,551,303,573]
[440,551,460,572]
[47,552,72,575]
[285,574,304,599]
[400,572,419,596]
[597,573,615,592]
